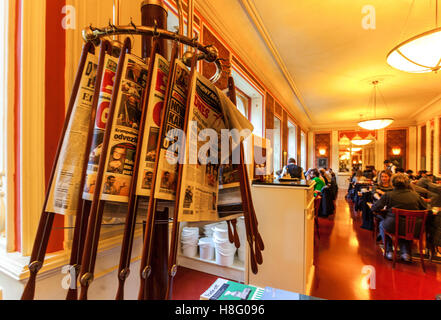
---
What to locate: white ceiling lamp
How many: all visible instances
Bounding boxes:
[387,0,441,73]
[351,134,372,146]
[358,80,394,130]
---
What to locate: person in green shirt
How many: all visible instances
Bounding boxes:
[308,168,325,192]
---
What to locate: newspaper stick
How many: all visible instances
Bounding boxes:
[65,40,112,300]
[164,53,199,300]
[227,75,263,271]
[138,42,179,300]
[227,75,263,254]
[21,42,96,300]
[79,38,132,300]
[115,39,160,300]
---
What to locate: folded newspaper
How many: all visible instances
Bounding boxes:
[200,278,264,300]
[177,72,254,222]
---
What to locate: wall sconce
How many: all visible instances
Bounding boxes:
[319,148,326,156]
[392,147,401,156]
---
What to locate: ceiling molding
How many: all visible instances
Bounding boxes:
[238,0,312,122]
[194,0,311,129]
[410,93,441,120]
[311,119,417,131]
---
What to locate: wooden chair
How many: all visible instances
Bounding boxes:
[314,193,322,239]
[384,208,429,272]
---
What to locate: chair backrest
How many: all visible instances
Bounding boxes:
[391,208,429,241]
[314,196,322,218]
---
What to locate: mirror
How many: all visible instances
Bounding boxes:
[338,132,376,173]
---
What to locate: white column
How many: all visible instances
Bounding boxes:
[331,130,338,172]
[308,131,314,169]
[6,0,15,253]
[375,129,385,170]
[432,120,438,174]
[426,121,432,172]
[408,126,417,172]
[20,0,47,256]
[417,125,422,170]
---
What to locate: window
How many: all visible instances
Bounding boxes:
[301,131,307,170]
[236,89,250,119]
[273,116,282,173]
[231,68,264,137]
[287,120,297,162]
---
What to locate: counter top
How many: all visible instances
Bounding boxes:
[252,179,313,188]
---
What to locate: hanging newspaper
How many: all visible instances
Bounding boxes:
[177,72,228,222]
[136,54,169,197]
[153,59,190,200]
[46,52,98,215]
[99,54,149,203]
[82,54,119,201]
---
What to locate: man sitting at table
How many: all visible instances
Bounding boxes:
[280,158,305,179]
[415,170,441,206]
[371,174,427,262]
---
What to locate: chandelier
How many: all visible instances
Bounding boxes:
[358,81,394,130]
[351,134,373,146]
[387,0,441,73]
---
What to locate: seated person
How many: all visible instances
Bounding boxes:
[319,168,329,185]
[372,170,393,200]
[308,168,325,192]
[352,170,367,184]
[371,174,427,262]
[415,170,441,206]
[406,169,416,181]
[280,158,305,179]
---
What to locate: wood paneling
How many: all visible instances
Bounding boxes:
[282,110,288,166]
[265,93,274,131]
[314,132,331,168]
[274,102,283,117]
[421,125,426,170]
[385,128,408,170]
[202,25,230,90]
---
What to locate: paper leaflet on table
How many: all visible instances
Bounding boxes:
[46,52,98,215]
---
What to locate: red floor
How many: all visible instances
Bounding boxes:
[172,193,441,300]
[172,267,219,300]
[310,194,441,300]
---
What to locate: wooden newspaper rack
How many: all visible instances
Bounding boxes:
[22,2,263,301]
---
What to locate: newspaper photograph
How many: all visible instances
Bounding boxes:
[177,72,227,222]
[99,54,149,203]
[136,54,169,197]
[82,54,119,201]
[153,59,190,200]
[45,52,98,215]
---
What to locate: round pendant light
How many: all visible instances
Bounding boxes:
[388,0,441,73]
[358,81,394,130]
[351,134,373,146]
[387,27,441,73]
[358,118,394,130]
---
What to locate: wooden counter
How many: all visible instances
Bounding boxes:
[248,180,315,295]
